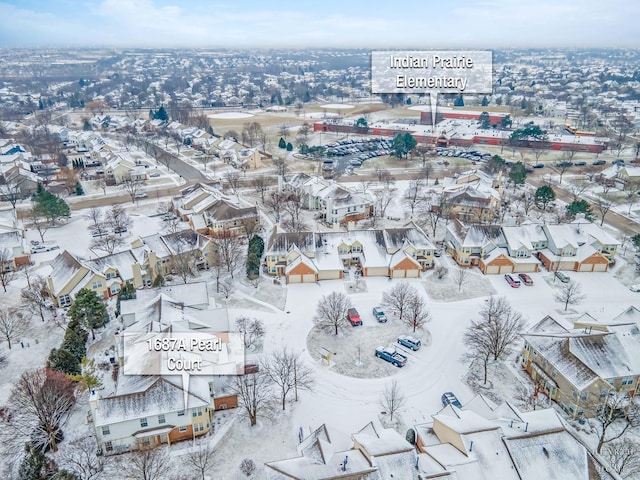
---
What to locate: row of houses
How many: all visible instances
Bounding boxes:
[46,229,217,307]
[266,395,618,479]
[265,223,435,283]
[446,218,618,274]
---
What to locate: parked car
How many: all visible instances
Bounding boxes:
[530,163,545,168]
[630,284,640,292]
[375,345,407,367]
[134,192,148,198]
[593,160,606,166]
[397,335,421,351]
[555,271,571,283]
[149,171,161,177]
[518,273,533,286]
[91,229,108,237]
[347,308,362,326]
[31,245,47,253]
[372,307,387,323]
[504,274,521,288]
[114,227,128,234]
[555,161,573,168]
[441,391,462,408]
[574,161,587,166]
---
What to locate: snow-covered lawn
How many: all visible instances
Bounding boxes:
[423,266,496,302]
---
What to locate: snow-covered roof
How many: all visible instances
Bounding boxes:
[48,250,86,296]
[352,422,413,457]
[93,375,210,426]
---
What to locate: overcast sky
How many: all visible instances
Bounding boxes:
[0,0,638,49]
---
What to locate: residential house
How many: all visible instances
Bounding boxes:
[265,223,434,283]
[0,165,40,198]
[173,183,258,236]
[434,169,503,223]
[46,250,145,307]
[0,230,30,270]
[131,229,216,280]
[413,395,620,479]
[520,308,640,419]
[265,422,417,480]
[280,173,373,225]
[446,219,617,273]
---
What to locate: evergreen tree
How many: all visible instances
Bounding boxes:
[535,185,556,210]
[509,162,527,185]
[286,142,293,151]
[154,105,168,121]
[566,200,594,220]
[75,182,84,195]
[278,137,286,149]
[453,95,465,107]
[67,289,109,340]
[47,348,81,375]
[61,326,87,362]
[32,190,70,224]
[481,96,489,107]
[18,445,57,480]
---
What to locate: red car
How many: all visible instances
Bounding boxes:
[518,273,533,286]
[347,308,362,326]
[504,274,521,288]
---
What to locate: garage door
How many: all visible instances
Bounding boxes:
[392,269,405,278]
[302,274,316,282]
[499,265,514,274]
[288,274,301,283]
[485,265,499,274]
[367,267,389,277]
[319,270,340,280]
[516,263,537,273]
[405,269,419,278]
[578,263,593,272]
[593,263,608,272]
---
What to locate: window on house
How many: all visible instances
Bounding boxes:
[194,423,205,432]
[158,414,165,424]
[92,280,102,289]
[179,426,188,432]
[581,391,589,401]
[192,408,202,417]
[140,418,148,428]
[110,285,120,295]
[59,294,71,307]
[177,409,185,416]
[572,389,578,399]
[101,426,110,436]
[550,387,557,396]
[600,390,609,398]
[622,377,634,386]
[104,441,113,452]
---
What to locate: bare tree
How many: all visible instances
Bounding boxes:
[252,175,270,203]
[591,390,637,454]
[554,281,585,311]
[462,296,525,384]
[8,368,76,452]
[278,124,289,139]
[228,370,274,426]
[594,194,614,226]
[556,153,574,184]
[0,248,16,292]
[212,230,244,278]
[120,175,146,203]
[404,293,431,332]
[604,438,640,478]
[624,181,640,214]
[379,379,406,422]
[90,234,125,256]
[235,316,265,351]
[403,179,425,218]
[265,191,284,223]
[0,307,29,350]
[239,458,256,477]
[84,207,103,228]
[313,291,350,335]
[382,282,416,321]
[454,266,469,292]
[21,275,51,322]
[224,170,242,196]
[182,443,217,480]
[168,241,197,284]
[273,156,287,176]
[219,280,235,299]
[0,179,24,209]
[261,347,315,411]
[57,435,108,480]
[282,193,305,231]
[121,447,172,480]
[28,206,49,242]
[567,179,590,202]
[105,204,132,236]
[373,188,396,220]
